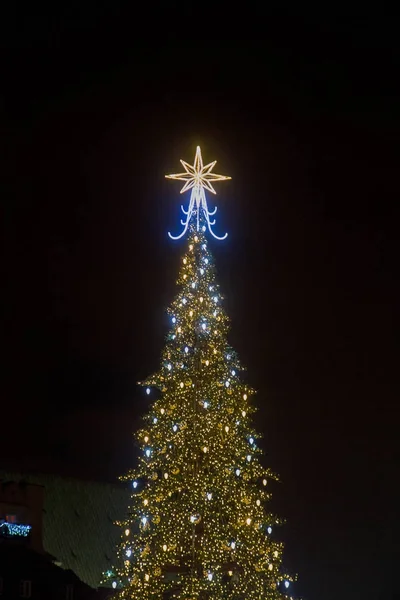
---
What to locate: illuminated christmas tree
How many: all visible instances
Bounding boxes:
[106,147,294,600]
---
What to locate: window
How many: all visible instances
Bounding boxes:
[6,515,17,523]
[66,584,74,600]
[20,581,31,598]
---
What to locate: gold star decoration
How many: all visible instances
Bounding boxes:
[166,146,231,195]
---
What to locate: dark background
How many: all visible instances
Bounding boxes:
[2,5,399,600]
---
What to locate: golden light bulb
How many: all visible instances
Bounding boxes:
[183,258,187,264]
[203,446,208,453]
[163,544,167,551]
[200,297,204,303]
[256,499,261,506]
[189,310,193,317]
[143,499,148,506]
[161,408,165,414]
[205,360,209,366]
[125,529,130,536]
[144,436,149,443]
[164,472,168,479]
[225,426,229,433]
[194,236,199,242]
[145,574,150,581]
[246,517,252,525]
[263,479,267,486]
[242,410,246,417]
[268,564,273,571]
[243,393,247,400]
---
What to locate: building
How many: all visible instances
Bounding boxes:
[0,472,130,593]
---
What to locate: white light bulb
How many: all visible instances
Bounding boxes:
[263,478,267,486]
[142,517,147,525]
[202,243,206,249]
[235,469,240,476]
[112,582,117,589]
[213,310,217,317]
[207,492,212,500]
[172,317,176,323]
[189,244,193,250]
[225,425,229,432]
[242,410,246,417]
[207,572,213,581]
[160,408,165,414]
[205,360,209,366]
[192,282,196,289]
[203,446,208,453]
[246,517,252,525]
[184,346,189,353]
[225,380,230,387]
[153,417,158,424]
[243,393,247,400]
[133,481,138,488]
[268,563,273,571]
[230,541,236,549]
[183,258,187,264]
[167,363,172,370]
[200,296,204,303]
[171,334,176,340]
[213,296,218,303]
[246,454,251,462]
[203,401,209,408]
[200,268,204,275]
[126,549,132,557]
[145,449,151,457]
[267,526,272,534]
[204,258,209,264]
[256,499,261,506]
[190,515,196,523]
[202,323,206,330]
[180,382,184,388]
[226,354,231,360]
[125,529,130,536]
[163,544,167,551]
[189,310,193,317]
[284,581,290,589]
[209,285,214,291]
[182,298,187,304]
[146,388,150,395]
[172,425,178,432]
[164,472,168,479]
[249,437,254,445]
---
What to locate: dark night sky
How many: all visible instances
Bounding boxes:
[2,6,400,600]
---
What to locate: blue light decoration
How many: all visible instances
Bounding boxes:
[166,146,231,240]
[0,522,32,538]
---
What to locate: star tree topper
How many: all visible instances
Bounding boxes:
[166,146,231,240]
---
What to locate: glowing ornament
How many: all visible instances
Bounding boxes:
[146,388,151,395]
[190,513,201,524]
[166,146,230,240]
[126,549,132,557]
[125,529,130,536]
